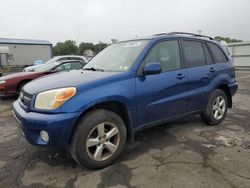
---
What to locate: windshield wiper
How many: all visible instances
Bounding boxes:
[82,67,104,72]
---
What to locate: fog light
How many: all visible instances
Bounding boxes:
[40,130,49,142]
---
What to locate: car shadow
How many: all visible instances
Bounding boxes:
[120,115,201,161]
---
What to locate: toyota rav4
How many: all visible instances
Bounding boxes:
[12,32,238,169]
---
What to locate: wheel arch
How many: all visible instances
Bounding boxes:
[216,84,232,108]
[17,79,33,93]
[69,100,135,145]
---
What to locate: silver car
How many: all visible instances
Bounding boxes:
[23,55,88,72]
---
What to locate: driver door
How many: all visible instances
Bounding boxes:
[136,40,188,127]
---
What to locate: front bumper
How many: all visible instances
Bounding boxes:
[12,101,81,147]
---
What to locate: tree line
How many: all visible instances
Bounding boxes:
[53,40,109,56]
[214,36,242,43]
[53,36,243,56]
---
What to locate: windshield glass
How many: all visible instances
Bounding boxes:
[84,40,148,72]
[34,62,59,72]
[45,57,58,64]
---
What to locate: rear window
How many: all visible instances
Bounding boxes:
[182,40,206,68]
[207,42,228,63]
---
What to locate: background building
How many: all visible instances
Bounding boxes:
[0,38,52,67]
[227,41,250,69]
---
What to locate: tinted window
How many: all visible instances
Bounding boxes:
[182,40,206,68]
[207,42,228,63]
[144,40,181,72]
[203,44,213,64]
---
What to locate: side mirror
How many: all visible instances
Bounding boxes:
[143,63,161,75]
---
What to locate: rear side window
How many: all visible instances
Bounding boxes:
[203,44,213,64]
[207,42,228,63]
[182,40,206,68]
[144,40,181,72]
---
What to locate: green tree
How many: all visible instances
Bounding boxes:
[78,42,96,55]
[53,40,110,56]
[215,36,243,43]
[78,42,109,55]
[53,40,78,56]
[95,42,109,53]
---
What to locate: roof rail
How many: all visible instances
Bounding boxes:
[153,32,214,40]
[153,33,169,36]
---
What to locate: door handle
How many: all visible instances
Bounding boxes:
[209,67,216,73]
[176,73,185,80]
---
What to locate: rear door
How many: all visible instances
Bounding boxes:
[181,40,218,112]
[136,39,188,127]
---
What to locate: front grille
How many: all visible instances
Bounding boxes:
[19,90,32,109]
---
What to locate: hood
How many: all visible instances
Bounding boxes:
[0,71,42,81]
[24,70,128,95]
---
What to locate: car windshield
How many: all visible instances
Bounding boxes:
[34,62,59,72]
[84,40,148,72]
[28,57,61,71]
[45,57,59,64]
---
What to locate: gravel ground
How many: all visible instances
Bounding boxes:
[0,70,250,188]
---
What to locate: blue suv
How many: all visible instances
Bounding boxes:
[12,32,238,169]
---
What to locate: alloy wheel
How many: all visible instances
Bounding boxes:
[213,96,226,120]
[86,122,120,161]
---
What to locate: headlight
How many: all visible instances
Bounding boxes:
[0,80,6,84]
[35,87,76,110]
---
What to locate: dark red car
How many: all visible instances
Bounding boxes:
[0,60,86,95]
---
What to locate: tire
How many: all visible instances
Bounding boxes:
[201,89,228,126]
[70,109,127,169]
[17,81,30,94]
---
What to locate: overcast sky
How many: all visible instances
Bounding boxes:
[0,0,249,45]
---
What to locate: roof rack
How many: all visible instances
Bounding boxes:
[153,32,214,40]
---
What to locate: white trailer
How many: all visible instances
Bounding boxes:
[227,41,250,69]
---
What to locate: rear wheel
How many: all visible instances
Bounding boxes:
[70,109,127,169]
[201,89,228,125]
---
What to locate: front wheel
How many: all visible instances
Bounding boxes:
[201,89,228,126]
[70,109,127,169]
